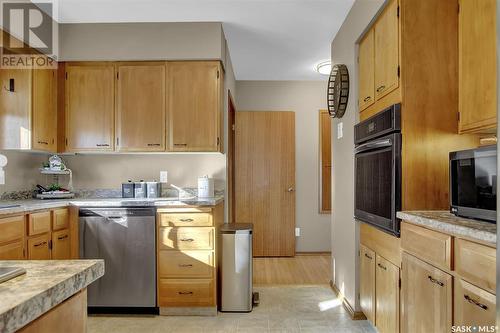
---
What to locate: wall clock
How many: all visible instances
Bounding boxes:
[327,64,349,118]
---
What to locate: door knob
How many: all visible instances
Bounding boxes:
[287,187,295,192]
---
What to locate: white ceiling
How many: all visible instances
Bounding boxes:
[54,0,354,80]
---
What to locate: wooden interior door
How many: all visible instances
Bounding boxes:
[319,110,331,213]
[235,111,295,257]
[116,62,166,152]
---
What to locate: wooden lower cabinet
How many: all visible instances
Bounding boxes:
[375,255,399,333]
[0,240,24,260]
[454,279,496,328]
[52,229,71,260]
[158,279,215,307]
[401,252,452,333]
[359,245,376,324]
[27,234,51,260]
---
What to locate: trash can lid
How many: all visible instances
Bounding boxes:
[220,223,253,234]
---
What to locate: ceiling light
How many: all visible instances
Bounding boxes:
[314,60,332,75]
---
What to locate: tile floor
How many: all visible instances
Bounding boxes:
[88,285,377,333]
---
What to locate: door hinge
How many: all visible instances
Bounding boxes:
[217,70,220,79]
[49,240,53,250]
[116,72,119,80]
[399,278,401,289]
[232,124,235,131]
[397,5,400,18]
[217,137,220,146]
[65,72,68,80]
[458,112,460,121]
[457,2,460,13]
[65,138,68,146]
[397,65,400,78]
[117,137,120,146]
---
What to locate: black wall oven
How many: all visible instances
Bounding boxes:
[355,104,402,236]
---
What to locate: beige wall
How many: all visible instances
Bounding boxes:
[235,80,330,253]
[0,151,47,194]
[330,0,384,310]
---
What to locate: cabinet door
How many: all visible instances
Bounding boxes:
[401,252,452,333]
[51,229,70,260]
[359,245,376,324]
[0,241,24,260]
[375,254,399,333]
[168,61,222,152]
[32,68,57,152]
[0,68,31,149]
[27,234,51,260]
[374,0,399,100]
[65,64,115,151]
[454,279,496,328]
[358,29,375,111]
[458,0,497,133]
[116,62,166,152]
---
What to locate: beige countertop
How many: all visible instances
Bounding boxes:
[0,260,104,333]
[397,211,496,246]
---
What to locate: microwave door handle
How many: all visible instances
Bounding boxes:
[355,139,392,153]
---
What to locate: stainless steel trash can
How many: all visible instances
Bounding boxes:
[220,223,253,312]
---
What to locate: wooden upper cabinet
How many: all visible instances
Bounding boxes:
[32,69,57,152]
[0,68,31,149]
[374,0,399,101]
[359,245,375,324]
[358,29,375,111]
[65,63,115,152]
[168,61,222,152]
[401,252,452,333]
[116,62,166,152]
[458,0,497,133]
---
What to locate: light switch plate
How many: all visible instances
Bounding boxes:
[337,122,343,139]
[295,228,300,237]
[0,169,5,185]
[160,171,168,183]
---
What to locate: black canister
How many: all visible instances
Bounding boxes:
[122,181,135,198]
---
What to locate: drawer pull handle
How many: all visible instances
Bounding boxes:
[96,143,110,147]
[179,264,193,268]
[376,85,386,93]
[147,143,161,147]
[364,253,373,260]
[180,238,194,242]
[179,218,194,222]
[174,143,188,146]
[427,275,444,287]
[363,97,371,102]
[57,235,69,240]
[178,291,193,295]
[377,263,386,270]
[464,295,488,310]
[38,141,48,145]
[34,241,47,247]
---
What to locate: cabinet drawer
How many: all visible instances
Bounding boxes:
[52,208,69,231]
[52,229,71,260]
[0,240,24,260]
[0,215,24,244]
[159,227,214,250]
[28,211,51,236]
[454,279,495,328]
[455,239,496,293]
[401,222,452,270]
[159,213,212,227]
[27,234,51,260]
[159,250,214,278]
[158,279,214,307]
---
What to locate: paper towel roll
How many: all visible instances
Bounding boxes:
[198,176,214,198]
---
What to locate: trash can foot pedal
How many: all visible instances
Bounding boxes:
[252,292,260,306]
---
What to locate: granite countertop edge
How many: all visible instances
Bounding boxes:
[0,260,104,333]
[0,196,224,216]
[397,211,496,246]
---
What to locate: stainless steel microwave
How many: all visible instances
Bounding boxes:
[450,145,497,222]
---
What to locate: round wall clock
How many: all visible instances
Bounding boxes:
[327,64,349,118]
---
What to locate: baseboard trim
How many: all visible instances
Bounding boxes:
[329,280,366,320]
[295,252,332,256]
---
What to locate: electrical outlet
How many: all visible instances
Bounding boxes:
[160,171,168,183]
[337,122,344,139]
[295,228,300,237]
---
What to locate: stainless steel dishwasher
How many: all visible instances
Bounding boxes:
[79,207,156,309]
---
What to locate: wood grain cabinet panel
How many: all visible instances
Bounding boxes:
[373,0,399,101]
[52,208,69,231]
[65,63,115,152]
[401,252,452,333]
[358,29,375,111]
[0,215,24,244]
[51,229,71,260]
[32,69,57,152]
[455,239,496,294]
[116,62,166,152]
[167,61,222,152]
[158,279,215,307]
[454,279,496,328]
[159,251,214,278]
[159,227,214,250]
[0,241,24,260]
[158,212,212,227]
[27,233,51,260]
[28,211,51,236]
[359,245,376,324]
[459,0,497,133]
[375,255,399,333]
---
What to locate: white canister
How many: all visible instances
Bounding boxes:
[197,176,214,198]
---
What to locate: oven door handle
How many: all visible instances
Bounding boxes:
[355,139,392,153]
